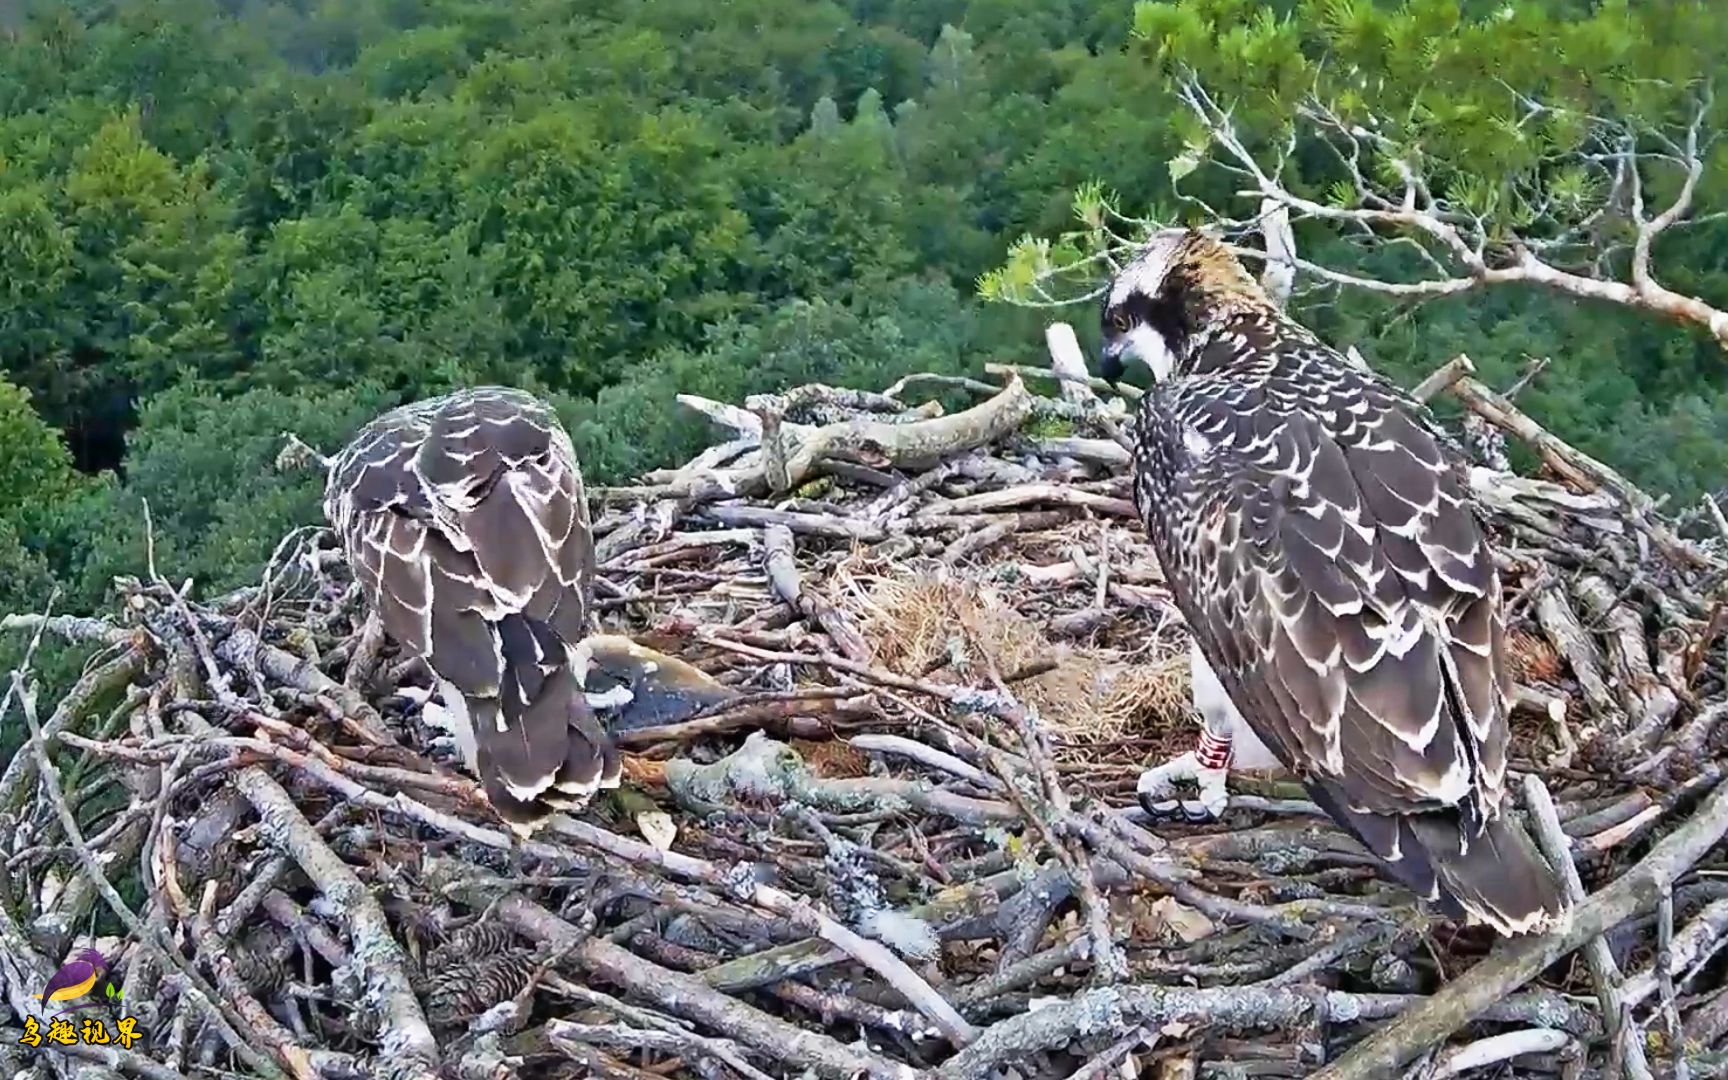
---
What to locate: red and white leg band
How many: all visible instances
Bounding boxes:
[1196,729,1233,771]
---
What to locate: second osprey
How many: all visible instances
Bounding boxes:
[323,387,736,835]
[1100,229,1570,936]
[323,387,618,832]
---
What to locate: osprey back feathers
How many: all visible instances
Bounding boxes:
[323,386,619,833]
[1102,230,1570,936]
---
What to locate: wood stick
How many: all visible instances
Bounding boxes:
[1409,353,1477,403]
[10,675,288,1080]
[761,524,871,660]
[1524,776,1653,1079]
[212,730,440,1079]
[985,362,1144,401]
[1310,771,1728,1080]
[671,374,1036,500]
[935,983,1595,1080]
[547,815,979,1046]
[0,647,148,814]
[1045,322,1099,406]
[1443,354,1712,569]
[430,863,919,1080]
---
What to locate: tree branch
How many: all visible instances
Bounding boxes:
[1311,771,1728,1080]
[1167,74,1728,349]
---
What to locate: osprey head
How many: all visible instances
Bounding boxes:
[1099,228,1262,384]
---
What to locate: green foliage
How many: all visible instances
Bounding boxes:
[0,512,63,766]
[982,0,1728,505]
[0,375,83,534]
[0,376,85,738]
[2,108,244,463]
[47,380,396,609]
[458,104,752,393]
[248,205,513,394]
[560,276,1034,483]
[1126,0,1728,246]
[1316,276,1728,504]
[0,0,1724,691]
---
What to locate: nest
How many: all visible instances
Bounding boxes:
[2,346,1726,1080]
[833,551,1191,746]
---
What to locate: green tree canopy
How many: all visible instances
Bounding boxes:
[1,0,1725,633]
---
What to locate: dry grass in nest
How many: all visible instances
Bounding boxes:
[826,552,1193,746]
[1508,627,1564,684]
[792,737,872,778]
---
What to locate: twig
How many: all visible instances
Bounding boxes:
[0,648,150,814]
[185,881,362,1080]
[1063,1025,1154,1080]
[1311,771,1728,1080]
[1622,897,1728,1009]
[761,524,871,660]
[936,983,1591,1080]
[1409,353,1478,404]
[213,730,440,1079]
[986,669,1127,985]
[430,862,920,1080]
[1524,776,1654,1080]
[1427,1029,1575,1079]
[544,979,777,1080]
[9,669,287,1079]
[847,733,1001,789]
[1654,891,1692,1080]
[984,362,1143,401]
[548,815,979,1046]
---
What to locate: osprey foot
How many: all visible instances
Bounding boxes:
[1135,744,1232,823]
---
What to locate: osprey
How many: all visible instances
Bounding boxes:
[324,387,733,835]
[1099,229,1570,936]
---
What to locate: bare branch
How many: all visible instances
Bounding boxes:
[1311,771,1728,1080]
[1003,72,1728,351]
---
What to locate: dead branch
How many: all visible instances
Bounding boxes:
[428,860,921,1080]
[1313,772,1728,1080]
[1176,77,1728,351]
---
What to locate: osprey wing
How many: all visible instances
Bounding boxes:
[324,387,614,824]
[324,388,593,680]
[1138,369,1563,932]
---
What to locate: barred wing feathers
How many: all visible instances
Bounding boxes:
[324,387,618,826]
[1135,334,1567,934]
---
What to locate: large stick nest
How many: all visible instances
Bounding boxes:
[3,344,1727,1080]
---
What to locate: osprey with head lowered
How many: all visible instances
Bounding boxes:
[1099,229,1570,936]
[323,386,732,836]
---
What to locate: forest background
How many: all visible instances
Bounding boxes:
[3,0,1726,755]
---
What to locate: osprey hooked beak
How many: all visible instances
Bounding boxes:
[1098,336,1129,387]
[1101,307,1183,386]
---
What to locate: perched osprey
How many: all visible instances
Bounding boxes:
[323,386,620,834]
[1100,229,1570,935]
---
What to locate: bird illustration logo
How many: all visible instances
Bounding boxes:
[34,949,116,1016]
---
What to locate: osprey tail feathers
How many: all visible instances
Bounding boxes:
[469,613,620,832]
[1408,811,1571,937]
[1305,782,1570,936]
